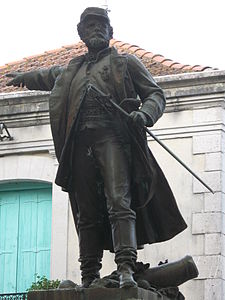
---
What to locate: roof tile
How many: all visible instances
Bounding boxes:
[191,65,207,71]
[127,46,141,53]
[0,38,217,93]
[160,60,174,67]
[183,65,193,70]
[110,40,127,48]
[134,49,149,58]
[152,55,167,63]
[170,63,186,69]
[142,52,155,59]
[119,43,133,51]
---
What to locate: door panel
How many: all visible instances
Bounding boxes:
[0,192,19,293]
[0,183,52,293]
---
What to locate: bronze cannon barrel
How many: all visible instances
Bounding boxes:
[134,255,199,288]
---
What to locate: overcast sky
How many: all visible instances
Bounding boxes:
[1,0,225,69]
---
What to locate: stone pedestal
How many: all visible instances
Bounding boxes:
[28,287,173,300]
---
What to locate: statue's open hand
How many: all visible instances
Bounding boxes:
[6,72,25,87]
[129,111,147,127]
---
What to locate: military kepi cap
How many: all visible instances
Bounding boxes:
[80,7,110,24]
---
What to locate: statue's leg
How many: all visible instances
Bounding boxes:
[78,230,103,288]
[94,129,137,288]
[72,131,104,287]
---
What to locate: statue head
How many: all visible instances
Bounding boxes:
[77,7,113,51]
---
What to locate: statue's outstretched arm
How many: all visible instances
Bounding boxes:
[6,72,26,88]
[6,66,64,91]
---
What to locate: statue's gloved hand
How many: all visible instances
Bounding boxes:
[6,72,25,87]
[120,98,141,113]
[129,111,148,127]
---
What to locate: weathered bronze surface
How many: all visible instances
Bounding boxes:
[134,255,198,288]
[6,6,191,291]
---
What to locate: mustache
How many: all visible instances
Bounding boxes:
[85,37,109,49]
[89,31,105,38]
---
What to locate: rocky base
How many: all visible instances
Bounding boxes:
[28,287,184,300]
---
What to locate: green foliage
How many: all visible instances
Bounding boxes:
[27,274,61,291]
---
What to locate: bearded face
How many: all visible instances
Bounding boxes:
[84,36,109,51]
[79,16,112,51]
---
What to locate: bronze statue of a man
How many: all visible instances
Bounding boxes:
[6,7,187,288]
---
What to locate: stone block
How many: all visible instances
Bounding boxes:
[205,233,221,255]
[179,279,204,300]
[204,192,222,212]
[192,193,204,213]
[222,132,225,153]
[223,194,225,214]
[193,171,221,194]
[194,255,222,279]
[193,107,222,124]
[222,234,225,257]
[222,254,225,281]
[223,173,225,195]
[192,212,222,234]
[205,152,222,171]
[191,233,205,255]
[223,214,225,235]
[27,287,173,300]
[193,135,221,154]
[204,279,223,300]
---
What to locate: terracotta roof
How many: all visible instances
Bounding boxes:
[0,39,215,93]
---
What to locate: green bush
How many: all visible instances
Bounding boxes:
[27,275,61,291]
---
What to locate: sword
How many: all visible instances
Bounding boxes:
[87,84,214,194]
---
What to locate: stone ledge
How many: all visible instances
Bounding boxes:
[156,70,225,90]
[27,287,173,300]
[192,212,222,234]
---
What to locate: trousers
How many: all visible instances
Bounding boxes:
[72,127,136,250]
[70,127,138,283]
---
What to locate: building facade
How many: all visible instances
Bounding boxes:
[0,42,224,299]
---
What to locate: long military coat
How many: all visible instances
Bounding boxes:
[22,47,187,249]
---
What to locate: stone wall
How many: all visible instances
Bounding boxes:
[0,91,70,280]
[0,70,225,299]
[155,71,225,300]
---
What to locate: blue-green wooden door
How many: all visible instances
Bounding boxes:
[0,182,52,293]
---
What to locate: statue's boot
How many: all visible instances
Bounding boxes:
[80,255,103,288]
[112,219,138,288]
[118,259,138,288]
[79,227,103,288]
[135,255,199,288]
